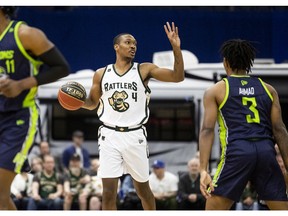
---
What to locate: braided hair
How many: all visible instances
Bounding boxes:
[0,6,18,19]
[220,39,256,73]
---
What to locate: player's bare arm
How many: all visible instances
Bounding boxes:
[19,24,54,56]
[145,22,184,82]
[199,84,220,198]
[0,25,52,96]
[267,83,288,171]
[82,68,103,110]
[0,24,68,97]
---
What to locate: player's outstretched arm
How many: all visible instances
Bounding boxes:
[145,22,184,83]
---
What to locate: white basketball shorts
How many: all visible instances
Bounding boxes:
[97,125,150,182]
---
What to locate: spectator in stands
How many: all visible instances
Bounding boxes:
[177,157,205,210]
[27,154,63,210]
[83,158,102,210]
[62,130,90,171]
[38,141,50,158]
[275,144,288,191]
[30,156,43,175]
[88,158,100,176]
[85,173,103,210]
[257,144,288,210]
[63,154,91,210]
[236,181,258,210]
[120,174,142,210]
[10,172,34,210]
[148,160,178,210]
[29,141,64,172]
[85,157,121,210]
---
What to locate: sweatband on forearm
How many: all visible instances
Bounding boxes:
[35,46,70,86]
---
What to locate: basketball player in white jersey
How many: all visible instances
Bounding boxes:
[82,22,184,210]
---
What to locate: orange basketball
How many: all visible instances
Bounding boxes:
[58,81,86,111]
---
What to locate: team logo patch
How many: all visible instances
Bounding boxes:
[108,90,129,112]
[241,80,248,86]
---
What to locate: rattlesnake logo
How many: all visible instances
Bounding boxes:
[108,90,129,112]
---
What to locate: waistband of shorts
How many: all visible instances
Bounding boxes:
[102,123,142,132]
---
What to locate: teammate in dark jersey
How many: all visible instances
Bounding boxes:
[0,7,69,210]
[199,39,288,210]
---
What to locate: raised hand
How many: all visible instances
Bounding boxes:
[164,22,181,49]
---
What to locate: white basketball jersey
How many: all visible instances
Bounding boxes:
[97,62,151,126]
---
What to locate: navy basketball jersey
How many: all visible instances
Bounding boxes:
[218,75,273,144]
[0,21,42,112]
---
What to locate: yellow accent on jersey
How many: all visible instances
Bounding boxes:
[13,106,39,173]
[14,21,43,76]
[0,21,14,41]
[258,78,273,101]
[219,78,229,110]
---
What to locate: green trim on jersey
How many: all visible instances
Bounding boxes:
[0,21,14,41]
[230,75,250,78]
[219,78,229,110]
[13,105,39,173]
[258,78,273,101]
[14,21,42,108]
[136,63,150,125]
[14,21,43,75]
[214,78,230,187]
[213,110,228,187]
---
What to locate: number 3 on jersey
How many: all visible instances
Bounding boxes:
[242,97,260,124]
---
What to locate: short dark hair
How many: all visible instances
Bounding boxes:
[113,33,131,45]
[72,130,84,137]
[0,6,18,19]
[220,39,256,73]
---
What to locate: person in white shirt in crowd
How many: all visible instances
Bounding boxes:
[10,172,34,210]
[148,160,179,210]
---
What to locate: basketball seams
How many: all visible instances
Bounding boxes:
[64,81,87,97]
[58,81,86,111]
[60,84,86,101]
[59,89,85,103]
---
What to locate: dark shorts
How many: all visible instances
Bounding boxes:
[0,107,39,173]
[212,139,287,201]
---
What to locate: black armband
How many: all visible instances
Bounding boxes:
[35,46,70,86]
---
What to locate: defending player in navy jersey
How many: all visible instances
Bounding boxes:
[82,22,184,210]
[0,7,69,210]
[199,39,288,210]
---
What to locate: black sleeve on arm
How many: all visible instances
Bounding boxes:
[35,46,70,86]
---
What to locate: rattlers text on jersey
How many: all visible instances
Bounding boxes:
[97,62,151,127]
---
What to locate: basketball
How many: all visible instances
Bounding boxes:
[58,81,87,111]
